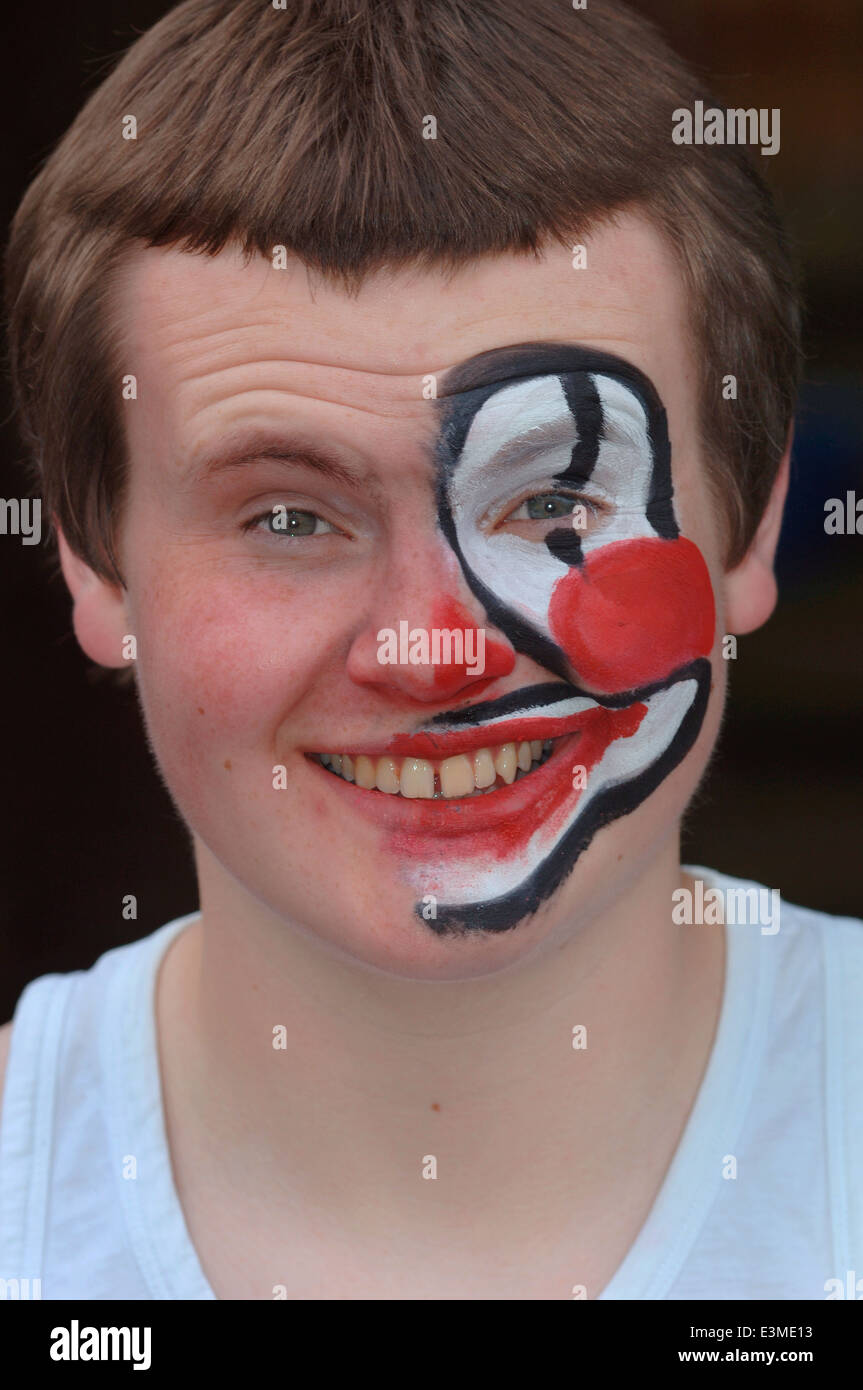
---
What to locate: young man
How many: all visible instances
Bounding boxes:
[1,0,860,1301]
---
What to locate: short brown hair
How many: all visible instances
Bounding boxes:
[5,0,801,584]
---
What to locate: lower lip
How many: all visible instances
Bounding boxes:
[306,703,646,860]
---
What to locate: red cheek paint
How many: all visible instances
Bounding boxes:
[548,537,715,693]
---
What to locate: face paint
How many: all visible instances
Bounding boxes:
[547,536,715,691]
[397,343,714,934]
[424,596,516,698]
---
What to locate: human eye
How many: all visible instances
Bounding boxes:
[506,491,586,522]
[496,489,606,533]
[242,505,338,540]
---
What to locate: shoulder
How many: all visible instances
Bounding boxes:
[770,885,863,942]
[0,919,195,1128]
[689,865,863,941]
[688,866,863,1040]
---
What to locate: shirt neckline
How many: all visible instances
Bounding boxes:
[111,867,776,1302]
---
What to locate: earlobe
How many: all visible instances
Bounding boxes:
[56,527,131,669]
[723,437,791,636]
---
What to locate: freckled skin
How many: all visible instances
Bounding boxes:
[95,213,729,981]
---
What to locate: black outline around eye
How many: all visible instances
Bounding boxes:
[434,345,678,674]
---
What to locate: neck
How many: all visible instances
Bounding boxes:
[158,838,724,1251]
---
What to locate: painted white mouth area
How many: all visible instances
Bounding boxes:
[317,739,555,799]
[431,693,597,733]
[409,678,699,904]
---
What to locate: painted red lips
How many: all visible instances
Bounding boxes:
[310,702,646,860]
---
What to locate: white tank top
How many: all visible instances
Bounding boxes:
[1,870,862,1300]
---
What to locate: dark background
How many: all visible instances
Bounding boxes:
[1,0,861,1020]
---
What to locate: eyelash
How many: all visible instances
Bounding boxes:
[497,489,606,527]
[242,507,337,540]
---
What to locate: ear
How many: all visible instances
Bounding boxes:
[723,431,791,635]
[56,526,131,668]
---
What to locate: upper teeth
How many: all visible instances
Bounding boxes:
[318,741,551,798]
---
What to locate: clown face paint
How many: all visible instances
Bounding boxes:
[391,343,714,934]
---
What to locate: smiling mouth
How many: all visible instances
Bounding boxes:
[314,738,558,799]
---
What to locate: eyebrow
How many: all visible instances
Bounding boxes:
[187,428,370,490]
[482,415,579,470]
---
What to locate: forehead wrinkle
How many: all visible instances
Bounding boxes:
[117,289,442,407]
[158,353,442,426]
[180,379,436,424]
[161,338,442,393]
[122,293,439,396]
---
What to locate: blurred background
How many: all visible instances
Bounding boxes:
[1,0,860,1018]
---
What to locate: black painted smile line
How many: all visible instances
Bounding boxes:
[422,659,711,937]
[426,665,706,732]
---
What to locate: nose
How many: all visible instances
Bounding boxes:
[345,547,516,706]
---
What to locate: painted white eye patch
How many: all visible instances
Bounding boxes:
[445,371,669,652]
